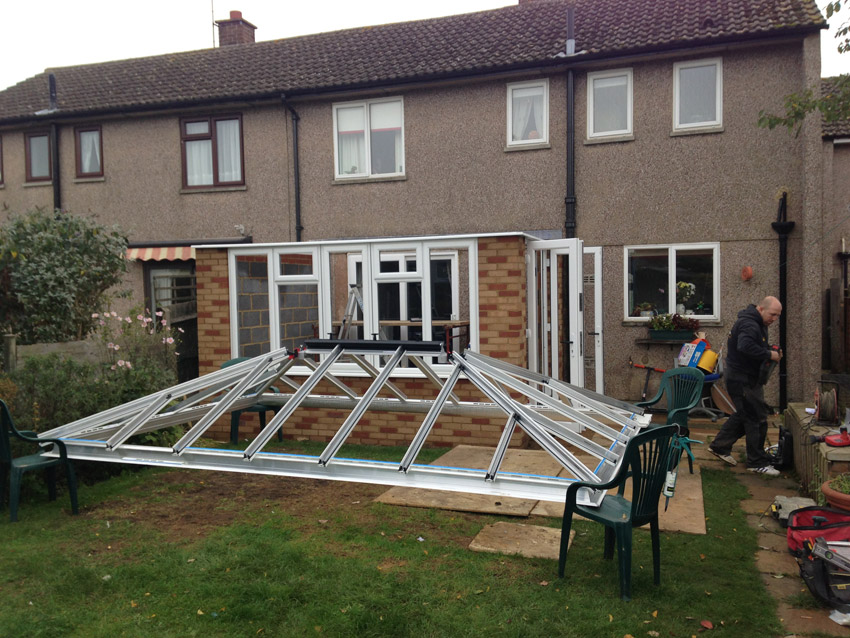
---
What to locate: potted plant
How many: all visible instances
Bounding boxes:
[633,302,655,318]
[647,313,700,341]
[675,281,696,314]
[821,473,850,510]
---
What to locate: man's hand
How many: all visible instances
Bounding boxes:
[770,348,782,362]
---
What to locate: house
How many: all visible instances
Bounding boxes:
[0,0,841,444]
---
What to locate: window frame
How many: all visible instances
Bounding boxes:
[0,134,4,186]
[586,68,633,140]
[623,242,720,322]
[179,114,245,189]
[75,125,104,178]
[25,131,52,183]
[506,79,550,148]
[672,58,723,132]
[332,97,405,180]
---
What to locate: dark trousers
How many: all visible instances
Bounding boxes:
[710,377,773,468]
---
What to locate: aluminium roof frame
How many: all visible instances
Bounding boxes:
[39,339,650,507]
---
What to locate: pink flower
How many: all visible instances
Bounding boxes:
[113,344,120,351]
[125,361,132,369]
[99,320,106,326]
[155,310,163,317]
[125,317,132,323]
[110,365,116,370]
[117,360,125,367]
[110,311,118,317]
[161,319,167,326]
[107,342,114,349]
[137,314,144,321]
[144,317,153,324]
[166,337,175,344]
[91,313,99,318]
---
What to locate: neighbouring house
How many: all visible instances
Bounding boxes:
[0,0,846,445]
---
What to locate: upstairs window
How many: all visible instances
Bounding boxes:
[25,131,51,182]
[180,115,244,188]
[75,126,103,177]
[587,69,633,139]
[673,58,722,131]
[507,79,549,147]
[333,98,404,179]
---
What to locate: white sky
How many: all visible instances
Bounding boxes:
[0,0,846,93]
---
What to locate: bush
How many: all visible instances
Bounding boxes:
[0,208,127,344]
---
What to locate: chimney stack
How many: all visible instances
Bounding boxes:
[215,10,256,46]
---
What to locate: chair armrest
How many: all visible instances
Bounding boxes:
[636,390,663,409]
[10,428,70,459]
[565,470,629,506]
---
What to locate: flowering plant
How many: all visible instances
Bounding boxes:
[676,281,696,304]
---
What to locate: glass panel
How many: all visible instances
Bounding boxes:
[216,119,242,182]
[511,85,544,141]
[185,121,209,135]
[186,139,213,186]
[679,64,717,125]
[331,252,362,339]
[79,130,101,174]
[370,101,402,175]
[593,75,627,134]
[377,282,402,341]
[337,106,365,175]
[279,253,313,277]
[279,284,319,352]
[628,249,668,316]
[675,249,714,315]
[235,255,270,357]
[29,135,50,178]
[151,267,196,308]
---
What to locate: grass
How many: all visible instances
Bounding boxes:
[0,440,783,638]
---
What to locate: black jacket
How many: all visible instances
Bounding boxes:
[725,304,771,384]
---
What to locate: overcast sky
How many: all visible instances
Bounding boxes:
[0,0,846,93]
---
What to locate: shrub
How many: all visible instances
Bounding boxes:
[0,208,127,344]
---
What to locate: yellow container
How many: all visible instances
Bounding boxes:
[697,349,718,374]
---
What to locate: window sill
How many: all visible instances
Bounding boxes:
[180,185,247,194]
[670,125,723,137]
[584,134,634,145]
[23,181,52,188]
[333,174,406,185]
[504,142,550,152]
[74,176,105,184]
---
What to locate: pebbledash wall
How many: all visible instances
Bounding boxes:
[195,235,531,448]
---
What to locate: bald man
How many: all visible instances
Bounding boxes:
[708,296,783,476]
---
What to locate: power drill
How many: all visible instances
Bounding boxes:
[757,345,780,385]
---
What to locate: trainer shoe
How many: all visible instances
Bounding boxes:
[748,465,780,477]
[708,448,737,466]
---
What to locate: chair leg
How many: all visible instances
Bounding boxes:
[274,409,283,442]
[650,517,661,585]
[46,465,57,501]
[65,462,79,516]
[10,467,23,522]
[603,526,615,559]
[230,411,241,444]
[0,464,7,511]
[616,525,633,601]
[258,410,267,430]
[558,508,575,578]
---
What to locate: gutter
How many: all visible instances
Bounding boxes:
[281,95,304,242]
[127,236,253,248]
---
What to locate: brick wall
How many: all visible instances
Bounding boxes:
[194,237,531,448]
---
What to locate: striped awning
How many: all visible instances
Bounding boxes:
[126,246,195,261]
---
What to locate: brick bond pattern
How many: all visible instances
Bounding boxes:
[196,237,528,447]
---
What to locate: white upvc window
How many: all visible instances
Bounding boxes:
[673,58,723,131]
[507,79,549,147]
[624,243,720,321]
[333,97,404,179]
[587,69,633,139]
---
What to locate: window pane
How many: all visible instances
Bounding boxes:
[279,284,318,352]
[593,76,627,134]
[186,139,213,186]
[279,253,314,277]
[236,255,270,358]
[185,121,209,135]
[29,135,50,178]
[80,130,101,174]
[675,249,714,315]
[511,86,544,141]
[370,101,402,175]
[679,64,717,125]
[337,106,365,175]
[628,249,668,316]
[216,119,242,183]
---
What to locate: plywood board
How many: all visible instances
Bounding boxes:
[469,522,570,560]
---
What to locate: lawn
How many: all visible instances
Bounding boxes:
[0,440,781,637]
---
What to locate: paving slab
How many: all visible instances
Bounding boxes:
[756,548,803,576]
[759,531,793,553]
[468,521,569,559]
[759,572,809,601]
[776,602,850,637]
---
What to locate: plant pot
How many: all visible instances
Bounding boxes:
[821,480,850,511]
[648,329,694,341]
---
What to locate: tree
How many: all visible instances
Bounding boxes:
[758,1,849,134]
[0,208,128,344]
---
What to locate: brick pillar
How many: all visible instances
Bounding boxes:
[477,236,527,367]
[196,248,232,375]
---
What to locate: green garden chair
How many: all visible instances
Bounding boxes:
[221,357,282,444]
[636,367,704,473]
[0,399,79,523]
[558,424,676,601]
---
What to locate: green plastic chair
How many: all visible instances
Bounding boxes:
[636,367,704,472]
[221,357,282,444]
[0,399,79,523]
[558,424,676,601]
